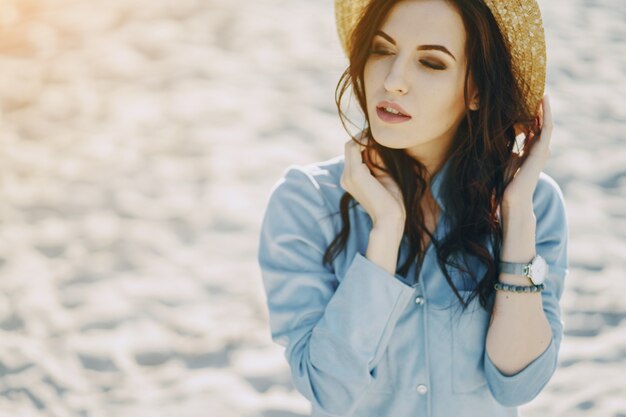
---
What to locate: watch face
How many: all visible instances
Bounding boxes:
[530,256,547,285]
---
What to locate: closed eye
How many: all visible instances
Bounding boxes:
[420,60,446,70]
[368,49,446,71]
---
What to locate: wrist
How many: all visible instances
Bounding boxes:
[367,227,402,275]
[371,218,405,239]
[500,209,536,263]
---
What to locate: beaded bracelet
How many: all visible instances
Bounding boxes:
[494,282,545,293]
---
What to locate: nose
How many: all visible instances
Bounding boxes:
[384,56,409,94]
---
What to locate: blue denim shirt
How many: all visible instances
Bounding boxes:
[257,154,569,417]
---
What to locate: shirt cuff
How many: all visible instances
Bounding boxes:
[484,336,557,406]
[314,251,416,363]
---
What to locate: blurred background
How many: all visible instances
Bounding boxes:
[0,0,624,416]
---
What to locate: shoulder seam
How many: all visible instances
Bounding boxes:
[284,163,343,215]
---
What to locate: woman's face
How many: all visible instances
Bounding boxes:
[363,0,478,171]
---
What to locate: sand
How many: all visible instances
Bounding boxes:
[0,0,624,416]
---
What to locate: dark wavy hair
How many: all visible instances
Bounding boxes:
[322,0,543,315]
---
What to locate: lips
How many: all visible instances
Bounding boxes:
[376,107,412,123]
[376,100,411,117]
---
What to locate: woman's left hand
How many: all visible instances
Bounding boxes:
[502,94,553,208]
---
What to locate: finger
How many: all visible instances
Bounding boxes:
[542,94,553,132]
[365,148,389,178]
[345,140,367,177]
[361,147,376,175]
[534,95,552,151]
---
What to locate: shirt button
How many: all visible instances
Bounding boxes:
[414,296,425,305]
[416,384,428,395]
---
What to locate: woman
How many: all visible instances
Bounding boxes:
[258,0,569,416]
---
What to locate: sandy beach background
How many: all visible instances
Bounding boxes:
[0,0,624,416]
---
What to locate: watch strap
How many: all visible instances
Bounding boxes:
[499,261,531,276]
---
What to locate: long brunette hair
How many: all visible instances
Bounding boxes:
[323,0,543,314]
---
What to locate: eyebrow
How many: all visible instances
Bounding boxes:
[374,30,456,61]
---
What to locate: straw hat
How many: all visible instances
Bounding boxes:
[334,0,547,117]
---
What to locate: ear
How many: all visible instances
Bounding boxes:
[469,91,480,111]
[467,73,480,111]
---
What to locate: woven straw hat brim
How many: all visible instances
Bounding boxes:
[334,0,546,117]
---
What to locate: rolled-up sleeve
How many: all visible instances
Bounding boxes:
[258,167,415,417]
[484,173,569,407]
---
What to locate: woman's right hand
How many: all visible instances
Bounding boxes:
[340,139,406,231]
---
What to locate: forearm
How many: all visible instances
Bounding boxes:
[486,202,553,376]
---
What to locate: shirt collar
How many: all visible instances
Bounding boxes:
[430,157,452,213]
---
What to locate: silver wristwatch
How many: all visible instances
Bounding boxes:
[499,254,548,285]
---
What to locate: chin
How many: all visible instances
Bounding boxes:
[369,125,416,149]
